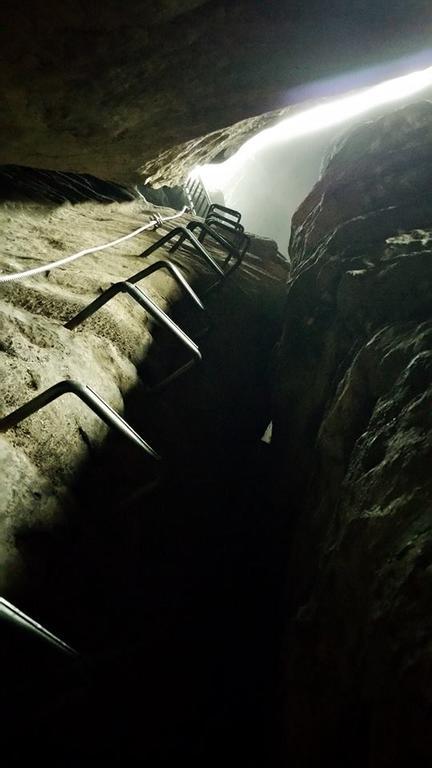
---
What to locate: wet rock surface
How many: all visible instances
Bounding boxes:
[274,101,432,765]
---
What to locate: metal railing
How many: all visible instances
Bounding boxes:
[0,201,256,692]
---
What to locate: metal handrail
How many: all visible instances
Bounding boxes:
[138,226,224,277]
[0,379,160,459]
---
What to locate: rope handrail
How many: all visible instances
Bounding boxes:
[0,206,189,284]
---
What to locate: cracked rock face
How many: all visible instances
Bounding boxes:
[0,201,205,591]
[2,1,432,182]
[274,101,432,765]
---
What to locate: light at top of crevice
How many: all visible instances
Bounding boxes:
[190,56,432,189]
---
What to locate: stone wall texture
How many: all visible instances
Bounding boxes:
[273,100,432,765]
[2,1,432,182]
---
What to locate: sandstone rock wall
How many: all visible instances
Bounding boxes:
[274,101,432,765]
[2,1,431,182]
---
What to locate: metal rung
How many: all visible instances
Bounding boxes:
[65,281,201,359]
[185,175,211,217]
[127,260,211,343]
[207,203,242,223]
[182,220,250,276]
[138,226,224,277]
[0,597,79,657]
[127,259,205,311]
[65,282,202,390]
[186,220,237,255]
[206,214,244,232]
[147,358,196,394]
[205,216,245,237]
[205,219,248,255]
[0,379,160,459]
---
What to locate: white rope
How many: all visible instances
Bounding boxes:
[0,206,189,284]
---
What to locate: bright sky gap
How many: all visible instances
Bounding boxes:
[192,61,432,190]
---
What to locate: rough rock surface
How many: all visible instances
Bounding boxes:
[0,197,287,599]
[0,200,213,591]
[273,101,432,765]
[2,1,431,182]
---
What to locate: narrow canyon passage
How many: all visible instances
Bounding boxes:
[4,6,432,762]
[4,233,288,765]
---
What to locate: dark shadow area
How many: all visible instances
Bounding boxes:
[3,257,287,765]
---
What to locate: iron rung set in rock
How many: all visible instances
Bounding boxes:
[0,204,251,661]
[0,204,247,457]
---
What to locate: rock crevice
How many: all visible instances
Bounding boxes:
[274,100,432,765]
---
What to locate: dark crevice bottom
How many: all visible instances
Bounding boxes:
[5,270,287,766]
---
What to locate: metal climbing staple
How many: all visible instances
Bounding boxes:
[0,379,160,458]
[184,174,211,217]
[175,219,250,276]
[138,226,224,278]
[64,283,202,391]
[126,259,205,311]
